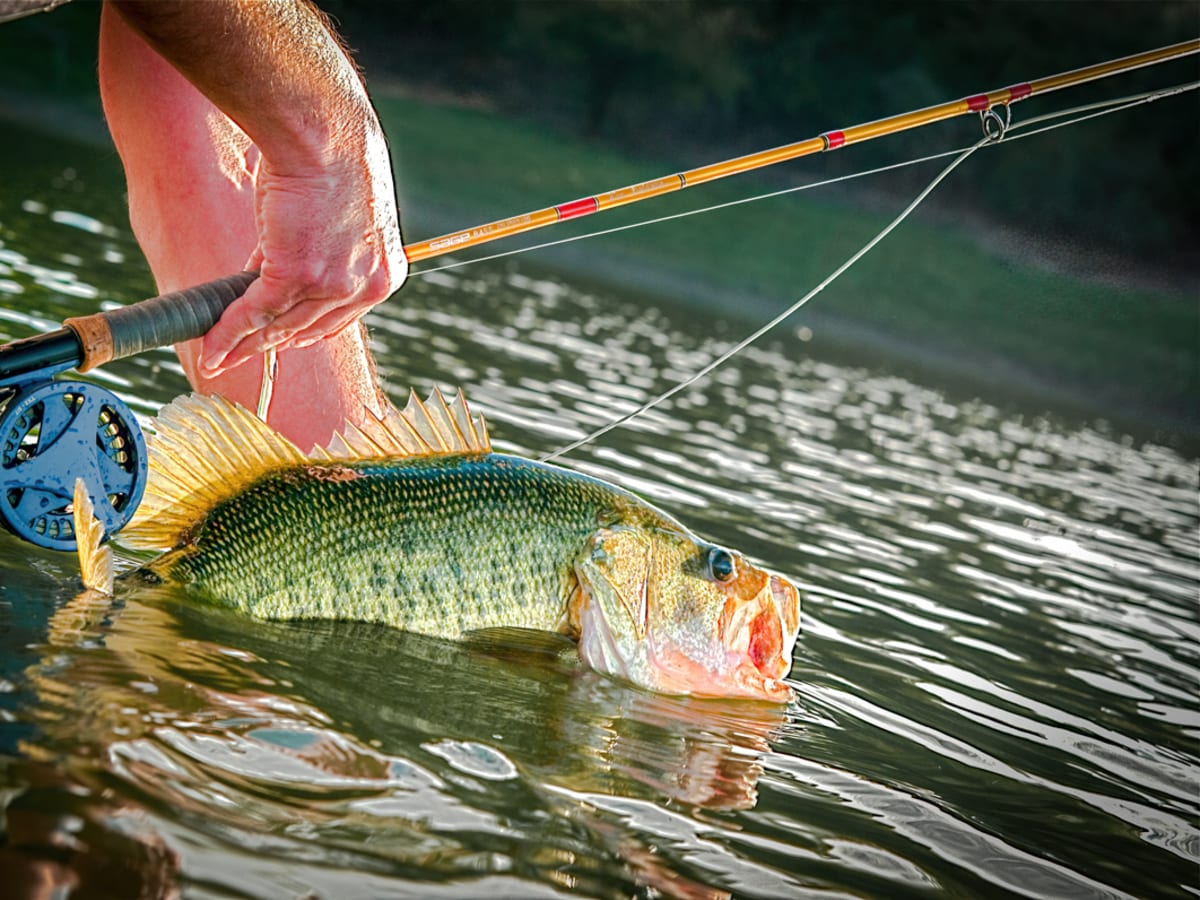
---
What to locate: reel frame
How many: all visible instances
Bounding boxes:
[0,379,148,551]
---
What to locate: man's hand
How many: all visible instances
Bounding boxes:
[200,128,407,375]
[109,0,407,377]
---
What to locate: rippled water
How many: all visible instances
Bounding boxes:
[1,124,1197,898]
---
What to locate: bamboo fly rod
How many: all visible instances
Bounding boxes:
[402,39,1200,263]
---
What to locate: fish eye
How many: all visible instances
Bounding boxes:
[707,547,736,582]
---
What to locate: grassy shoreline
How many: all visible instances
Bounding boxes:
[381,88,1197,445]
[3,83,1195,449]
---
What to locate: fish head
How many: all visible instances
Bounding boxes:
[572,525,801,701]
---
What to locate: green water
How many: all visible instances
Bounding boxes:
[0,124,1197,898]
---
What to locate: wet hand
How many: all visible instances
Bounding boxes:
[198,126,406,376]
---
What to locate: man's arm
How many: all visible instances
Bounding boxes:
[109,0,406,376]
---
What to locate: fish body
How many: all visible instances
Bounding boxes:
[81,389,801,701]
[154,453,661,637]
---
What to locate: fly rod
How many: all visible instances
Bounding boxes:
[1,37,1195,380]
[403,38,1200,262]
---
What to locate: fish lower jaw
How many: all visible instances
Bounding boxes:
[654,654,793,702]
[576,614,639,685]
[723,662,794,703]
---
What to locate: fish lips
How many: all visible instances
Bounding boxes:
[717,574,802,701]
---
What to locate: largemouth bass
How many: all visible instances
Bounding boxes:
[75,388,801,701]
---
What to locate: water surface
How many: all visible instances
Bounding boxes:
[1,123,1197,899]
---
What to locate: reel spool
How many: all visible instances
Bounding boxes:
[0,380,147,551]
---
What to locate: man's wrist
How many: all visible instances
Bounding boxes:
[261,92,382,176]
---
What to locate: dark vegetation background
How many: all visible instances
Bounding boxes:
[331,0,1200,267]
[1,0,1197,266]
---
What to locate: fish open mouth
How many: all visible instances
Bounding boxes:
[721,574,801,699]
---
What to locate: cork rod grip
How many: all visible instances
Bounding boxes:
[64,272,258,371]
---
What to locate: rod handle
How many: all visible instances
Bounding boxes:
[64,271,258,371]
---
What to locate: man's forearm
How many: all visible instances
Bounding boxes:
[109,0,377,173]
[102,0,406,398]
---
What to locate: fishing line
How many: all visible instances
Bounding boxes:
[410,81,1197,280]
[530,80,1197,461]
[1004,79,1197,138]
[538,133,992,462]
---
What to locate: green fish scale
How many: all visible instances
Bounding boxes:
[157,453,666,636]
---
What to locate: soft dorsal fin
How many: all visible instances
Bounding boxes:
[314,386,490,463]
[118,387,491,552]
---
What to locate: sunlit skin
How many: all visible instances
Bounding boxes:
[98,1,407,450]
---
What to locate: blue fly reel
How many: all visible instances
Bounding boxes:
[0,271,254,551]
[0,380,148,551]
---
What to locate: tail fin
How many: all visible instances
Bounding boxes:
[73,479,113,594]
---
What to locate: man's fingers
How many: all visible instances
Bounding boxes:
[198,263,397,375]
[258,295,346,346]
[200,333,263,377]
[200,277,298,373]
[244,251,266,278]
[201,295,371,374]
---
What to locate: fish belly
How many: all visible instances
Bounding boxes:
[155,454,613,637]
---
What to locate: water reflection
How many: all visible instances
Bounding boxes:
[7,582,786,896]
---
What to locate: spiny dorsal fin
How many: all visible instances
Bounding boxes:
[118,393,307,551]
[317,386,490,463]
[73,478,113,594]
[119,388,489,552]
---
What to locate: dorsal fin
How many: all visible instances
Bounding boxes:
[314,386,490,463]
[119,387,490,552]
[118,393,307,551]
